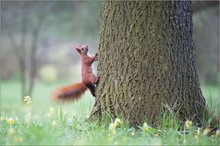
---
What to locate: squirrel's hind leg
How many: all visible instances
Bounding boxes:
[86,83,96,97]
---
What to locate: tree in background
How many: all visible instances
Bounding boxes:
[1,1,101,99]
[1,2,52,98]
[192,1,219,85]
[91,1,207,126]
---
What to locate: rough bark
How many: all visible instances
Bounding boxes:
[91,1,206,127]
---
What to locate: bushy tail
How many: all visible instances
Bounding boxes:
[50,82,87,103]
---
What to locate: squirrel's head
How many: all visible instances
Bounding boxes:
[75,45,88,55]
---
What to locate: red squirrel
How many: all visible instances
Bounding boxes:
[51,45,99,102]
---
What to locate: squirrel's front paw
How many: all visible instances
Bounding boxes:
[94,53,98,61]
[96,76,100,84]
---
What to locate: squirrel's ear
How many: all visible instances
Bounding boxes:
[76,48,81,54]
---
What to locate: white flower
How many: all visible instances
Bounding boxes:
[184,120,192,129]
[23,96,32,105]
[143,122,149,131]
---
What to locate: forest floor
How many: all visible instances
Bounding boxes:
[0,81,219,145]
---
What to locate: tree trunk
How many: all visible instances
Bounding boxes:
[91,1,206,127]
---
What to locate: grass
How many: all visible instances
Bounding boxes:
[0,80,219,145]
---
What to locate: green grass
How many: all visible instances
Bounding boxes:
[201,86,220,115]
[0,81,219,145]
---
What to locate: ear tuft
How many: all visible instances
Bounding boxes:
[76,48,81,54]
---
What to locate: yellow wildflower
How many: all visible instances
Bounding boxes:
[114,118,122,124]
[195,128,201,139]
[143,122,149,131]
[109,118,122,135]
[203,127,211,135]
[113,123,117,128]
[7,117,15,125]
[114,118,122,128]
[184,120,192,129]
[109,123,116,135]
[23,96,32,105]
[155,133,159,137]
[113,122,117,128]
[196,128,201,135]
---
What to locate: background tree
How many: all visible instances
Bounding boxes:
[91,1,207,126]
[1,2,52,98]
[193,1,219,85]
[1,1,101,100]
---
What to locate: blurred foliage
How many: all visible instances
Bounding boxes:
[39,65,58,84]
[1,1,101,81]
[1,1,219,86]
[193,6,219,85]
